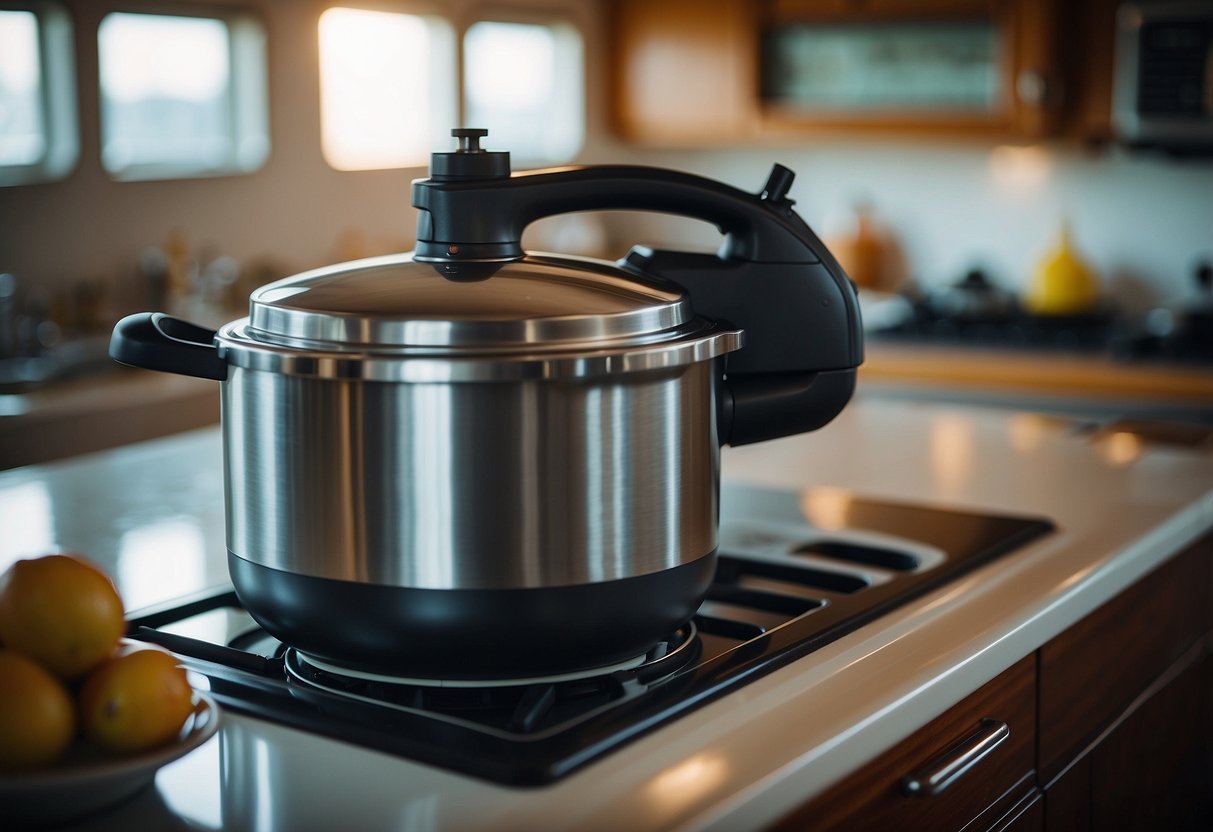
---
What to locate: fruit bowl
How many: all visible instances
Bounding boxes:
[0,692,220,825]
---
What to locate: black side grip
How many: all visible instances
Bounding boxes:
[720,370,856,446]
[109,312,227,381]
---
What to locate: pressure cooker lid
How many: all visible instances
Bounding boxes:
[244,253,696,352]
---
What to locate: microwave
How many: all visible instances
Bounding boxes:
[1113,1,1213,152]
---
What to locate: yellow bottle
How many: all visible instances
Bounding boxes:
[1025,221,1100,316]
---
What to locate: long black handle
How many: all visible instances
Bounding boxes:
[413,164,824,265]
[110,312,227,381]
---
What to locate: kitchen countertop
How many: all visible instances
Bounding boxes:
[862,341,1213,408]
[1,392,1211,830]
[0,368,219,471]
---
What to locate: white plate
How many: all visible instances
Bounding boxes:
[0,693,220,825]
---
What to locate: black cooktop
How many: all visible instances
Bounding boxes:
[126,485,1053,786]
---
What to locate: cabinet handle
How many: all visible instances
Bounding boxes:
[900,718,1010,797]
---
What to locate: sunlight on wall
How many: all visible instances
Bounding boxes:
[988,144,1053,193]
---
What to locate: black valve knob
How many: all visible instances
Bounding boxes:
[451,128,489,152]
[429,127,510,181]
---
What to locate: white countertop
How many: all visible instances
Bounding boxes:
[1,391,1211,831]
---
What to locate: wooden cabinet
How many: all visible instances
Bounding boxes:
[1053,0,1120,141]
[1044,650,1213,831]
[760,0,1062,137]
[771,533,1213,831]
[772,655,1039,832]
[1038,535,1213,829]
[609,0,1115,143]
[608,0,758,144]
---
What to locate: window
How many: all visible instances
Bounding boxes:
[97,11,268,180]
[0,3,77,186]
[463,20,583,165]
[318,7,456,171]
[0,10,42,166]
[317,10,584,172]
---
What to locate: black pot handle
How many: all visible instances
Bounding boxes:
[109,312,227,381]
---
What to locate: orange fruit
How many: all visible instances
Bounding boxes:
[79,644,195,755]
[0,648,77,770]
[0,553,125,680]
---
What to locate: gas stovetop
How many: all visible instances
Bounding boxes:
[126,484,1052,786]
[869,304,1213,365]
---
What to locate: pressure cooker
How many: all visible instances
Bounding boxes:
[110,130,863,678]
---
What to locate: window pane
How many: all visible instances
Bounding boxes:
[0,10,45,166]
[98,13,233,173]
[319,8,454,171]
[464,21,584,164]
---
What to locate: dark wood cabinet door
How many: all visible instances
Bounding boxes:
[1038,537,1213,784]
[1040,533,1213,831]
[1087,647,1213,832]
[1043,755,1091,832]
[771,655,1037,832]
[996,792,1045,832]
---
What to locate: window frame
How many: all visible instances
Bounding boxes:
[96,5,270,182]
[0,1,78,187]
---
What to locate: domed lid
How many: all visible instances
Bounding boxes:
[243,253,695,353]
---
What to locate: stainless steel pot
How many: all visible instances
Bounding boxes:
[111,130,863,678]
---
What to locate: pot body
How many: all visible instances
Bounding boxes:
[222,357,724,677]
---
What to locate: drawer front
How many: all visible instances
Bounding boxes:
[1038,536,1213,783]
[772,654,1037,832]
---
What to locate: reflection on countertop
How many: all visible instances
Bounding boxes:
[0,427,228,611]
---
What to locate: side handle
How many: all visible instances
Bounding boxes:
[109,312,227,381]
[900,718,1011,797]
[720,370,856,447]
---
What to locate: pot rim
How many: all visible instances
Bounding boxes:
[216,319,743,381]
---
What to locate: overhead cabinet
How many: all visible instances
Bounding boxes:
[610,0,1102,143]
[609,0,759,143]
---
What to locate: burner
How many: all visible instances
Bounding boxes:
[280,624,702,738]
[290,624,696,688]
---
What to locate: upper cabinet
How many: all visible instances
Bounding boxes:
[609,0,760,144]
[610,0,1114,144]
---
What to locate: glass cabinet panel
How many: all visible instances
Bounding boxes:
[762,21,1002,114]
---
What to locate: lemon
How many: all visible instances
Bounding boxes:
[79,644,195,755]
[0,554,125,681]
[0,648,77,770]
